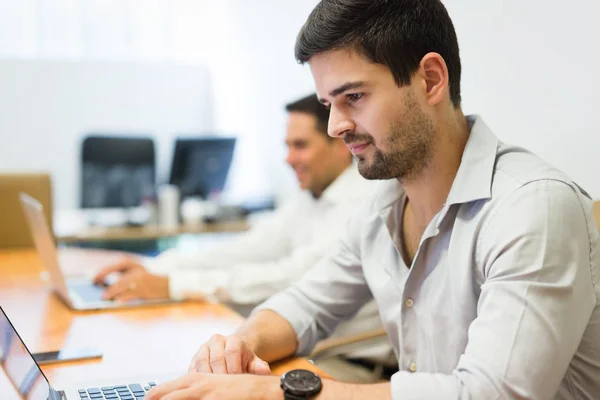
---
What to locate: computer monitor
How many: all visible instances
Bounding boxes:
[81,135,156,208]
[169,137,236,199]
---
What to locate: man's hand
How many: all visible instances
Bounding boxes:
[93,258,170,301]
[145,373,282,400]
[189,334,271,375]
[93,257,146,285]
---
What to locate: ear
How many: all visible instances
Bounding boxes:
[417,52,449,106]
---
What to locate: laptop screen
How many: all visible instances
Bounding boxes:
[0,307,52,400]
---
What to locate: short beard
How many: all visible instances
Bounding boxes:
[355,92,435,181]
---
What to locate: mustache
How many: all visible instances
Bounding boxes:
[342,132,374,146]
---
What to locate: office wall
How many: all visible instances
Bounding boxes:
[0,60,213,210]
[445,0,600,195]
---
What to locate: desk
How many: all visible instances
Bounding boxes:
[0,249,327,399]
[57,220,250,243]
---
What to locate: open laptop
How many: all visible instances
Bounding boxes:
[0,305,172,400]
[19,193,181,311]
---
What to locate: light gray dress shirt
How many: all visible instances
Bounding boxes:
[255,116,600,399]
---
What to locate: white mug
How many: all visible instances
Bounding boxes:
[158,184,180,229]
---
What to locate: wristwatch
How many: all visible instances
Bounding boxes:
[280,369,323,399]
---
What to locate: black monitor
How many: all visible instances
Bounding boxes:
[169,137,236,199]
[81,135,156,208]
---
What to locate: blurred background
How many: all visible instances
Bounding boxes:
[0,0,599,250]
[0,0,322,210]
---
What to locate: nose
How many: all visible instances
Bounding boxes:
[286,148,297,166]
[328,106,355,139]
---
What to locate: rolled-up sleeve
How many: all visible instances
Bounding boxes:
[391,180,597,399]
[253,214,374,355]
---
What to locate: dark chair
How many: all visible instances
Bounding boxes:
[81,135,156,208]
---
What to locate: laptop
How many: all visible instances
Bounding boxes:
[19,193,182,311]
[0,305,173,400]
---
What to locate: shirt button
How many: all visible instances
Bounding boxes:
[409,362,417,372]
[405,298,414,308]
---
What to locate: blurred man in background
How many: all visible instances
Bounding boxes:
[94,93,394,382]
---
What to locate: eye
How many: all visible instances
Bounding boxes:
[346,93,363,103]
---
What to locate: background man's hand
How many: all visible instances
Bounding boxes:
[93,257,146,284]
[92,258,170,301]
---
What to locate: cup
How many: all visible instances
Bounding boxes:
[158,184,180,229]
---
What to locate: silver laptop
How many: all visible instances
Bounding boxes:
[0,305,176,400]
[20,193,181,311]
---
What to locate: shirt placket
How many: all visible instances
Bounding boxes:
[398,218,441,373]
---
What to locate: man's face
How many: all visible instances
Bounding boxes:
[309,49,436,181]
[285,112,349,195]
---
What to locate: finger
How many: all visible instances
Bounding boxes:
[93,259,135,284]
[190,344,212,373]
[208,335,228,374]
[113,292,138,302]
[223,336,243,374]
[102,277,133,300]
[249,356,271,375]
[145,374,195,400]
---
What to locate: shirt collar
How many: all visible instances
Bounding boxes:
[318,164,367,204]
[444,115,498,206]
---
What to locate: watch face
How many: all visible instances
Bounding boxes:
[282,369,322,394]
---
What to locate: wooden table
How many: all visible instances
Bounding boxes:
[0,249,326,399]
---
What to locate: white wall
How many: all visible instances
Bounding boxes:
[0,60,213,209]
[445,0,600,196]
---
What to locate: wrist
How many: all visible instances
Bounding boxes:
[239,333,261,355]
[255,376,284,400]
[313,379,337,399]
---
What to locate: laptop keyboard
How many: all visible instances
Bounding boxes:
[78,382,156,400]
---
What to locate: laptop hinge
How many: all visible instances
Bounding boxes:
[50,388,66,400]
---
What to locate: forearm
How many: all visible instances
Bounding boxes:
[317,381,391,400]
[237,310,298,363]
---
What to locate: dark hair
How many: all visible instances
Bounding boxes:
[295,0,462,106]
[285,93,331,136]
